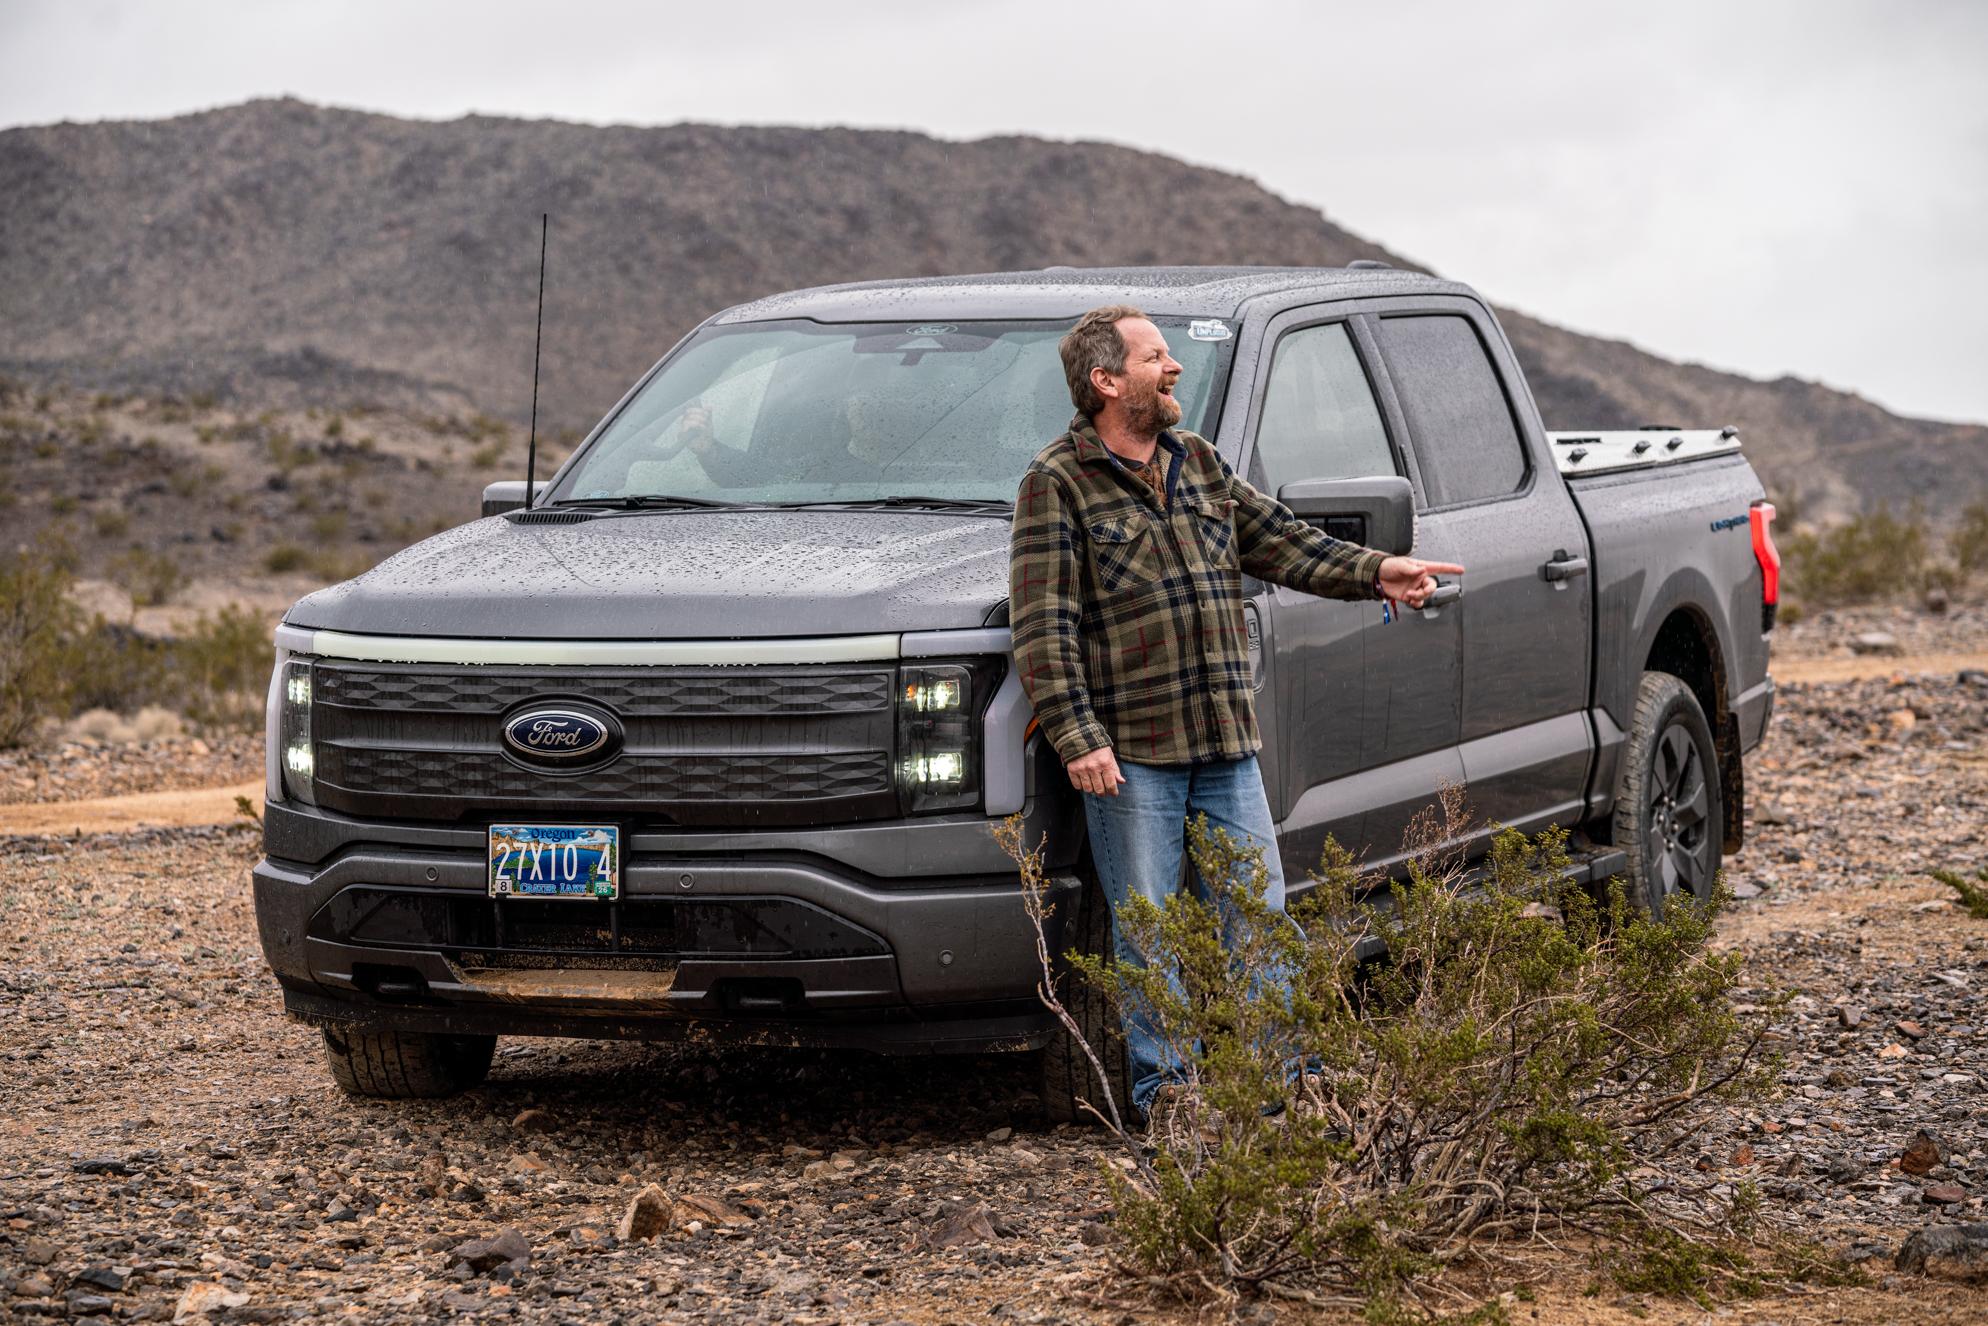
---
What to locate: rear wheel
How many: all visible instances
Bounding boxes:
[321,1027,496,1099]
[1036,868,1133,1126]
[1612,671,1724,911]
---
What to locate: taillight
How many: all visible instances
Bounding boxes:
[1750,501,1780,631]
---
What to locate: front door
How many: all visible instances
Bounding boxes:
[1237,311,1462,885]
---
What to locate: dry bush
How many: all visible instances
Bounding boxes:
[264,544,308,574]
[1952,500,1988,578]
[66,705,184,745]
[109,547,188,607]
[0,548,82,747]
[52,607,272,737]
[1779,504,1926,606]
[1931,865,1988,920]
[173,604,274,730]
[999,792,1784,1311]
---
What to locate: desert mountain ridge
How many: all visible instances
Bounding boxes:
[3,96,1983,521]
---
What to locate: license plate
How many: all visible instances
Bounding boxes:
[488,824,620,900]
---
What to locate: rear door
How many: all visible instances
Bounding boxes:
[1236,306,1464,883]
[1368,300,1594,844]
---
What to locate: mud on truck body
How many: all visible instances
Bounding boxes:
[252,266,1778,1114]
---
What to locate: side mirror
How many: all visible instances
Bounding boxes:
[1275,476,1415,555]
[481,480,550,518]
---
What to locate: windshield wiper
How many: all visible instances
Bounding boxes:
[549,494,750,511]
[771,496,1013,514]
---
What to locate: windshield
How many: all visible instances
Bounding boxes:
[551,317,1234,506]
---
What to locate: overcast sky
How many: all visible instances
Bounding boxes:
[4,0,1984,424]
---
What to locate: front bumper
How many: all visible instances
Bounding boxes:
[253,793,1082,1054]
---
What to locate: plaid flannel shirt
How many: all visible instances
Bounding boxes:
[1010,415,1387,766]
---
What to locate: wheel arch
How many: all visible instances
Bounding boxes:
[1642,604,1745,855]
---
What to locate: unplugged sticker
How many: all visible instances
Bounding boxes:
[1188,319,1233,342]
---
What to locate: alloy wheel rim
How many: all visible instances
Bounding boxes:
[1647,721,1712,900]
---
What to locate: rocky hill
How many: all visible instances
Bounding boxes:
[3,97,1982,519]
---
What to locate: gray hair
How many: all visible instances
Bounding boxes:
[1059,304,1147,416]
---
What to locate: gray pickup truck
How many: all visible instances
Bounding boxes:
[252,265,1779,1113]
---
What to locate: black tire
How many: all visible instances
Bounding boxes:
[321,1027,496,1099]
[1037,870,1134,1126]
[1612,671,1724,911]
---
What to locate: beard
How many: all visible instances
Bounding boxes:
[1124,379,1183,436]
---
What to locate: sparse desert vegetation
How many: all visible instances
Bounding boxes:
[0,383,591,748]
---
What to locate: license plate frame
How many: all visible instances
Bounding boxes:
[488,823,620,901]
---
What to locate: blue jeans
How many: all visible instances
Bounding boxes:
[1080,753,1287,1115]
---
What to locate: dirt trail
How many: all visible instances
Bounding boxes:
[0,778,263,836]
[1771,650,1988,685]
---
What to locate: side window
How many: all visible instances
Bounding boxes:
[1251,322,1394,494]
[1374,314,1527,508]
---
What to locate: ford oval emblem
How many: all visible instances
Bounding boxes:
[502,706,618,766]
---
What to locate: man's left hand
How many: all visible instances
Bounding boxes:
[1378,556,1465,609]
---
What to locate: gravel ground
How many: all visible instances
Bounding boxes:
[6,642,1988,1321]
[1775,601,1988,660]
[0,734,262,807]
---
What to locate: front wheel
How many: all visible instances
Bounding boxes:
[1611,671,1724,912]
[1036,868,1133,1126]
[321,1027,496,1099]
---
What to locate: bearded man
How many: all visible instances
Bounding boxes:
[1009,304,1463,1116]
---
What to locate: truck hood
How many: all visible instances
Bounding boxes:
[284,510,1012,639]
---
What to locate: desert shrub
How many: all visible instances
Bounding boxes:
[267,428,310,473]
[264,544,308,574]
[0,548,83,747]
[999,793,1776,1308]
[309,510,349,541]
[63,620,175,716]
[1931,865,1988,919]
[110,548,188,607]
[167,464,206,497]
[1952,500,1988,578]
[306,548,375,583]
[470,440,506,469]
[93,508,131,538]
[174,604,274,730]
[67,705,184,745]
[1778,504,1925,606]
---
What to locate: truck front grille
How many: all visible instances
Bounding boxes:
[307,660,898,826]
[317,747,890,802]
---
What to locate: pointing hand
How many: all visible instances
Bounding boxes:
[1379,556,1465,609]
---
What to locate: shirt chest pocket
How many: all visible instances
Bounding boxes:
[1189,497,1239,569]
[1088,518,1161,595]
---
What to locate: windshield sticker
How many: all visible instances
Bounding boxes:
[1188,319,1232,342]
[903,324,958,337]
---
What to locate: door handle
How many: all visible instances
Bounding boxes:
[1541,550,1589,582]
[1418,580,1463,610]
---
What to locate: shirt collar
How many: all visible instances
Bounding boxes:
[1068,413,1185,469]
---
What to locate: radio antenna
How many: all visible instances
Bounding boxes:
[523,212,549,509]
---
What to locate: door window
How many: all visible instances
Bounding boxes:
[1251,322,1394,492]
[1375,315,1528,508]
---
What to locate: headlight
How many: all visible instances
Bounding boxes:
[279,659,316,804]
[896,659,999,814]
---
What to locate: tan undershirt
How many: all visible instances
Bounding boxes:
[1131,452,1169,508]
